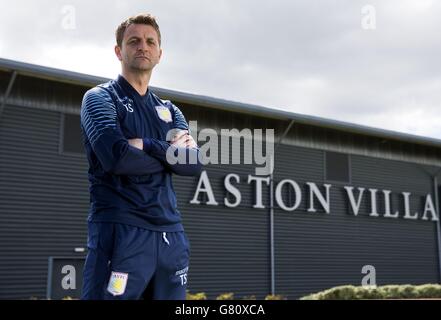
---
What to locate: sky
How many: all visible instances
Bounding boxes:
[1,0,440,139]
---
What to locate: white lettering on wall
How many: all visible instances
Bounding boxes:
[307,183,331,214]
[383,190,399,219]
[402,192,418,220]
[368,189,379,217]
[422,195,438,221]
[247,175,270,209]
[224,173,241,208]
[344,187,365,216]
[188,171,438,222]
[275,179,302,211]
[190,171,219,205]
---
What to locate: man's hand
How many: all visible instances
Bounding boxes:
[128,132,198,151]
[171,130,198,149]
[185,134,198,149]
[128,138,143,150]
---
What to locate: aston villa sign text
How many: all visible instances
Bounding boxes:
[190,171,438,222]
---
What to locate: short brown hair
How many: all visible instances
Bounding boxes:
[116,14,161,47]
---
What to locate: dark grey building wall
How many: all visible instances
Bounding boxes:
[175,163,271,299]
[273,144,439,299]
[0,102,439,300]
[0,105,89,299]
[0,104,270,299]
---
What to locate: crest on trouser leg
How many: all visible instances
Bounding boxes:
[107,271,128,296]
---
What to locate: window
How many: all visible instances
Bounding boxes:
[325,151,350,183]
[61,114,84,154]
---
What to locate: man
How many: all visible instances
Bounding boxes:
[80,13,202,300]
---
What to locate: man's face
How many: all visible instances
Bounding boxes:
[115,23,162,73]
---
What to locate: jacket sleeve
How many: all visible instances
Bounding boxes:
[80,87,165,175]
[142,101,203,176]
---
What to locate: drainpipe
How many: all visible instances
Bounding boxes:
[432,174,441,283]
[269,119,294,295]
[269,161,275,296]
[0,71,17,118]
[412,164,441,283]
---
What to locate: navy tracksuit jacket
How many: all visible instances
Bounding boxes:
[80,75,202,299]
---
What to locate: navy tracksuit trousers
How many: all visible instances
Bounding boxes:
[81,222,190,300]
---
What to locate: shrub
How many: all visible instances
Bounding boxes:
[415,284,441,299]
[265,294,287,300]
[186,291,207,300]
[301,284,441,300]
[186,291,287,300]
[216,292,234,300]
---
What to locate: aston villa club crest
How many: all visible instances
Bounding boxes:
[155,105,173,123]
[107,271,128,296]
